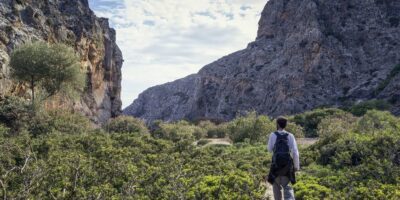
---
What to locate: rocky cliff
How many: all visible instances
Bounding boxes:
[0,0,123,123]
[124,0,400,122]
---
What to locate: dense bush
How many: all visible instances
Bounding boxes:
[48,110,93,134]
[0,132,269,199]
[209,124,229,138]
[198,120,228,138]
[297,111,400,199]
[0,96,31,133]
[27,109,94,136]
[104,116,149,134]
[291,108,348,137]
[155,120,205,141]
[187,171,263,199]
[227,112,275,143]
[317,112,357,140]
[0,124,8,136]
[356,110,400,134]
[348,100,392,116]
[294,175,335,200]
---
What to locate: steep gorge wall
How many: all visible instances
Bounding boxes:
[124,0,400,122]
[0,0,123,123]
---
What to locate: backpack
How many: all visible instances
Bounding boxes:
[272,132,292,176]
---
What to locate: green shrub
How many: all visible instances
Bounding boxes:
[187,171,263,199]
[198,121,228,138]
[291,108,348,137]
[104,116,149,134]
[0,124,9,136]
[27,110,54,136]
[198,120,217,138]
[294,177,333,200]
[0,96,31,133]
[27,110,93,136]
[48,110,93,134]
[297,124,400,199]
[193,128,207,140]
[350,182,400,200]
[348,100,392,116]
[213,124,229,138]
[318,113,357,140]
[356,110,400,134]
[155,120,200,142]
[227,112,275,143]
[197,120,215,130]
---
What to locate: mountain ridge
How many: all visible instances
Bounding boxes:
[125,0,400,122]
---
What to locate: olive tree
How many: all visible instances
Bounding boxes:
[9,42,85,107]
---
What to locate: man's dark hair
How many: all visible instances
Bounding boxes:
[276,117,287,129]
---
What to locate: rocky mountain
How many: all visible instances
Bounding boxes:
[0,0,123,123]
[124,0,400,122]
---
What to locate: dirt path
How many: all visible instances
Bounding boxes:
[195,138,318,147]
[194,138,232,147]
[297,138,319,146]
[264,183,274,200]
[206,138,232,146]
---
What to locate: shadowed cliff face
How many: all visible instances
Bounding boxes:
[124,0,400,122]
[0,0,123,124]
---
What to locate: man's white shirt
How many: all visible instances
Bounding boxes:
[267,130,300,170]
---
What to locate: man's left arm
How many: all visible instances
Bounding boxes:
[267,133,274,152]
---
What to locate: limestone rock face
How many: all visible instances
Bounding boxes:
[124,0,400,122]
[0,0,123,124]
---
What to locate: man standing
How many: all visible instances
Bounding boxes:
[267,117,300,200]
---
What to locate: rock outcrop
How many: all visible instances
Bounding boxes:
[124,0,400,122]
[0,0,123,123]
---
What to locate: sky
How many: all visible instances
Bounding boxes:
[88,0,267,108]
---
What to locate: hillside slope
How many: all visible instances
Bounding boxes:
[0,0,123,123]
[125,0,400,122]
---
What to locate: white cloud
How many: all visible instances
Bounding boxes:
[89,0,267,108]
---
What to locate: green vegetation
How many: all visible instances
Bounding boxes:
[9,42,85,107]
[0,96,31,133]
[197,120,227,138]
[0,124,8,136]
[297,110,400,199]
[227,112,274,143]
[0,117,269,199]
[347,99,392,117]
[104,116,149,134]
[290,108,347,137]
[153,120,205,142]
[1,104,399,199]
